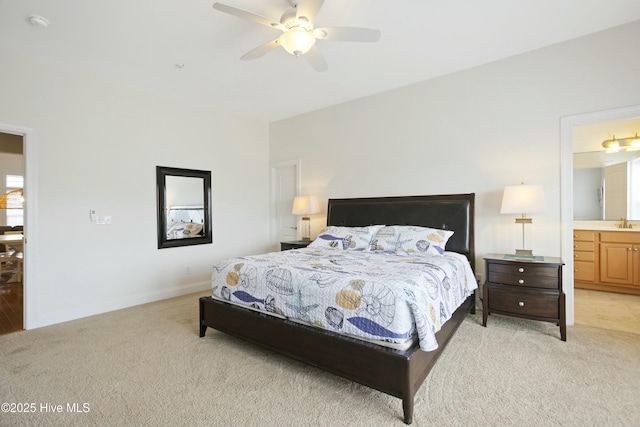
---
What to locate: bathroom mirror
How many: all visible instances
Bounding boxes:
[573,151,640,220]
[573,117,640,220]
[156,166,212,249]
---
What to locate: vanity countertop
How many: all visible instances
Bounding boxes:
[574,226,639,231]
[574,221,639,231]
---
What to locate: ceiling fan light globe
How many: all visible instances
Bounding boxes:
[278,29,316,56]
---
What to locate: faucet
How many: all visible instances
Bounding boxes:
[618,217,633,229]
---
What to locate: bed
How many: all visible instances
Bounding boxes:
[166,205,205,239]
[199,193,476,424]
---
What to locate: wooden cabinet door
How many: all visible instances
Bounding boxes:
[574,260,595,282]
[600,242,634,285]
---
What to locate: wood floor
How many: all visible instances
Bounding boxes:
[1,282,638,336]
[0,280,23,335]
[574,288,640,335]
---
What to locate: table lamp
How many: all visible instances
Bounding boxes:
[292,196,320,241]
[500,183,546,257]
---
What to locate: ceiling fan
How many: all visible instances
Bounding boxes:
[212,0,381,72]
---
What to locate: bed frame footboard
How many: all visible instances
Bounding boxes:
[199,292,474,424]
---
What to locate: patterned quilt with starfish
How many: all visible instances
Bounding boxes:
[211,248,476,351]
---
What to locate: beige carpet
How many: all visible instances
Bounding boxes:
[1,292,639,427]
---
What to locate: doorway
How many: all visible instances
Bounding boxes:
[0,122,36,333]
[560,104,640,330]
[270,160,301,251]
[0,131,24,334]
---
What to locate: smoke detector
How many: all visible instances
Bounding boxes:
[28,15,50,28]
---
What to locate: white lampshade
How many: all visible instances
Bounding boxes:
[500,184,546,215]
[292,196,320,216]
[278,29,316,56]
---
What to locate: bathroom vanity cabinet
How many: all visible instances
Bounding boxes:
[574,229,640,295]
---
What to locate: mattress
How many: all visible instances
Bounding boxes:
[211,248,477,352]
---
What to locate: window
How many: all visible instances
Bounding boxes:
[5,174,23,226]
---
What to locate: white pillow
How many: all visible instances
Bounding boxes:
[369,225,453,256]
[308,225,384,251]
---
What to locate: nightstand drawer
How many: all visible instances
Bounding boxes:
[487,264,559,289]
[488,285,559,319]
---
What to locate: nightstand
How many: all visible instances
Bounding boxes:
[482,254,566,341]
[280,240,311,251]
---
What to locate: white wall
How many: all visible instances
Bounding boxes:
[0,49,270,328]
[270,21,640,322]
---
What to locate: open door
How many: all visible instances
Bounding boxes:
[0,131,24,334]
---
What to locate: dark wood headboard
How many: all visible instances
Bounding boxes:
[326,193,475,270]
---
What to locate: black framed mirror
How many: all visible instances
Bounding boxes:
[156,166,212,249]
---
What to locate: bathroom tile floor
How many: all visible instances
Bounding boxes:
[574,288,640,335]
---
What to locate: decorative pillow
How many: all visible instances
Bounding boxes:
[167,221,204,238]
[308,225,384,251]
[369,225,454,256]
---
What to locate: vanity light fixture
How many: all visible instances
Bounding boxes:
[500,183,546,258]
[602,133,640,153]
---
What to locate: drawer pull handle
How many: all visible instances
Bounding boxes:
[518,279,525,284]
[574,254,579,258]
[518,301,525,307]
[518,268,524,273]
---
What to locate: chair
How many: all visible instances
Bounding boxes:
[0,251,21,284]
[1,230,23,255]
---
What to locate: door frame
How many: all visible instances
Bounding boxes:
[560,103,640,326]
[269,159,301,248]
[0,123,38,330]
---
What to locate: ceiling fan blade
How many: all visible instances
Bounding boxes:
[213,3,281,29]
[314,27,381,42]
[296,0,324,23]
[240,39,280,60]
[305,45,328,72]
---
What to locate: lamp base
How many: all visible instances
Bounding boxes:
[514,249,534,257]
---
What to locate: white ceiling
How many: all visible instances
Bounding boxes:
[2,0,640,122]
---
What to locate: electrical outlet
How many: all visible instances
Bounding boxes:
[104,216,111,225]
[185,267,191,275]
[475,273,483,285]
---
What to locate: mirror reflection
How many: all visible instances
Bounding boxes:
[156,166,212,249]
[165,176,205,239]
[573,118,640,220]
